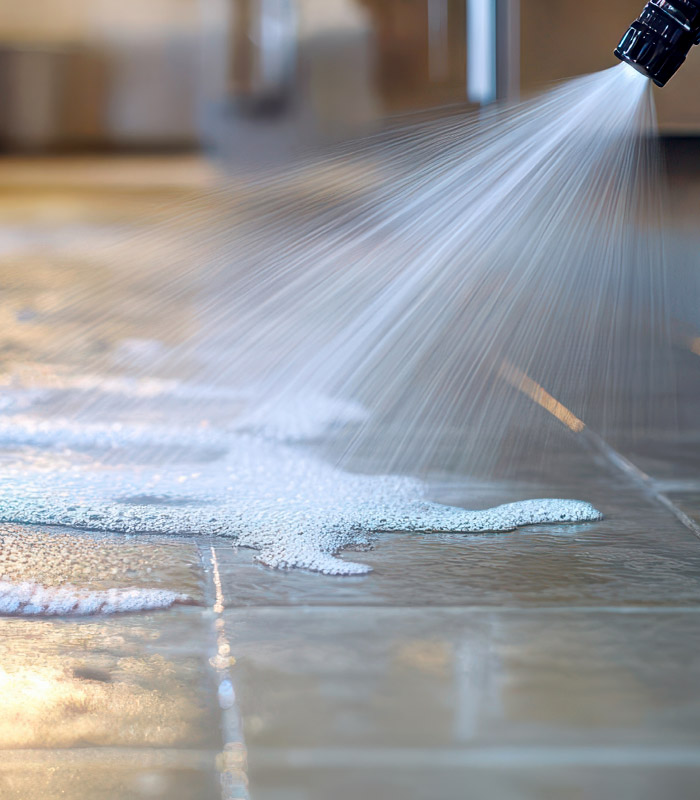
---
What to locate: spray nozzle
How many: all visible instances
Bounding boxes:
[614,0,700,86]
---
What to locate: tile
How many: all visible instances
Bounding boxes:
[0,608,220,749]
[0,752,219,800]
[667,492,700,527]
[0,157,699,800]
[212,479,700,607]
[0,526,205,603]
[248,763,700,800]
[622,434,700,482]
[225,608,700,752]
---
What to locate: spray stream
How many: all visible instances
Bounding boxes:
[0,63,672,592]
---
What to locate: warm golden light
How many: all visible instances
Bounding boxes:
[688,337,700,357]
[499,360,586,433]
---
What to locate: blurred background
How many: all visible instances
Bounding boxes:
[1,0,700,159]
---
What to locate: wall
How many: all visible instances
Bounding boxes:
[0,0,203,148]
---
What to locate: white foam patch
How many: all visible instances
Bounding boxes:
[0,580,188,616]
[0,390,602,579]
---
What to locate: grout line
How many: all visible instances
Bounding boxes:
[499,361,700,541]
[197,541,251,800]
[581,428,700,541]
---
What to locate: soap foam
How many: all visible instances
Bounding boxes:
[0,388,602,581]
[0,580,188,616]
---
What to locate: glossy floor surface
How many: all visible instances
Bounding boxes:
[0,155,699,800]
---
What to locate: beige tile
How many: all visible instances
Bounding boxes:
[0,608,219,749]
[0,751,219,800]
[225,608,700,752]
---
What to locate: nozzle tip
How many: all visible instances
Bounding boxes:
[614,1,700,88]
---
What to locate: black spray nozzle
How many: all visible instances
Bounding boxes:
[614,0,700,86]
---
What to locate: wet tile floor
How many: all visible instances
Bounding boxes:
[0,158,699,800]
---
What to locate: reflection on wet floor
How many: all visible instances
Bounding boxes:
[0,760,218,800]
[0,528,202,597]
[0,157,699,799]
[0,611,217,749]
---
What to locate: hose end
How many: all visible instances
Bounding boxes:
[614,1,700,87]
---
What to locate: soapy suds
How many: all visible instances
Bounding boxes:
[0,385,602,597]
[0,581,188,615]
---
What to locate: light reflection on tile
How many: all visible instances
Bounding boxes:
[0,755,218,800]
[225,608,700,755]
[0,611,219,749]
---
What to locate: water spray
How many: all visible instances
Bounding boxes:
[615,0,700,86]
[0,21,673,587]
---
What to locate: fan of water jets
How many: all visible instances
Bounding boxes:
[195,62,668,475]
[0,63,671,600]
